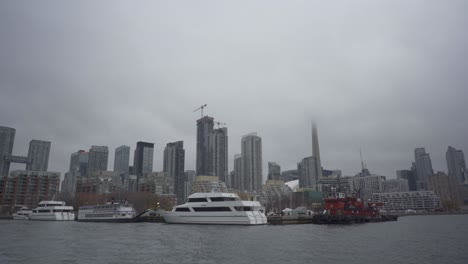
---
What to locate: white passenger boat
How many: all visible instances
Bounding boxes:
[29,201,75,221]
[77,200,136,222]
[163,192,267,225]
[12,206,32,220]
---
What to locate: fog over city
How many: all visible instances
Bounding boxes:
[1,1,467,179]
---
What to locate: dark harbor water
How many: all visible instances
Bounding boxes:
[0,215,467,264]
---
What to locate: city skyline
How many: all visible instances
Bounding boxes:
[2,124,467,183]
[1,1,468,179]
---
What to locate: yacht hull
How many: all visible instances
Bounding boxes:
[163,211,267,225]
[29,212,75,221]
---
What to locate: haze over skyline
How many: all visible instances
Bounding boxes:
[1,1,467,179]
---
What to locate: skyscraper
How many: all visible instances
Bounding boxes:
[134,141,154,180]
[312,123,323,179]
[0,126,15,176]
[241,133,263,192]
[299,156,319,189]
[233,154,242,191]
[446,146,467,184]
[26,140,51,171]
[196,116,214,176]
[414,148,434,190]
[397,169,417,191]
[114,145,130,177]
[88,146,109,174]
[163,141,185,204]
[207,127,228,183]
[70,150,89,177]
[268,162,281,181]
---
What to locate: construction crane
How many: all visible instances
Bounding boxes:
[193,104,207,118]
[215,121,226,128]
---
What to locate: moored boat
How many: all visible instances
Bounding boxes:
[77,200,136,222]
[12,206,32,220]
[163,192,267,225]
[29,201,75,221]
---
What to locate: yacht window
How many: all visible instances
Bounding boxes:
[193,207,232,212]
[210,197,237,202]
[175,207,191,212]
[38,209,51,213]
[187,198,208,203]
[33,210,37,213]
[235,207,252,211]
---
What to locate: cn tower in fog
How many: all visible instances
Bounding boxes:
[312,123,323,179]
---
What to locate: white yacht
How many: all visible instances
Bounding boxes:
[12,206,32,220]
[163,192,267,225]
[77,200,136,222]
[29,200,75,221]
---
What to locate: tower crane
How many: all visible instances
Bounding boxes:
[193,104,207,118]
[215,121,226,128]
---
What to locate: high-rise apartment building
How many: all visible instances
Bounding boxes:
[233,154,242,191]
[397,169,417,191]
[88,146,109,174]
[268,162,281,181]
[163,141,185,204]
[0,126,15,177]
[114,145,130,177]
[196,116,214,176]
[70,150,89,177]
[414,148,434,190]
[446,146,467,184]
[134,141,154,180]
[26,140,51,171]
[207,127,228,183]
[241,133,263,192]
[299,156,319,189]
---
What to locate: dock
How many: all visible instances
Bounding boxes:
[267,214,398,225]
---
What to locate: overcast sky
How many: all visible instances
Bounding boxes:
[1,1,467,180]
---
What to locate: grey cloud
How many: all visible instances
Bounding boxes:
[1,0,467,179]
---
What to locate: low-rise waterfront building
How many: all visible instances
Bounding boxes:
[349,175,386,202]
[190,175,227,194]
[0,170,60,208]
[384,179,409,193]
[372,191,441,212]
[427,171,463,209]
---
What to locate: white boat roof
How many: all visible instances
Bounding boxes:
[39,200,66,205]
[188,192,240,199]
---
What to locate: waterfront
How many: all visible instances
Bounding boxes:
[0,215,467,264]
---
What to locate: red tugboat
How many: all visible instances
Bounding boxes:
[312,193,398,224]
